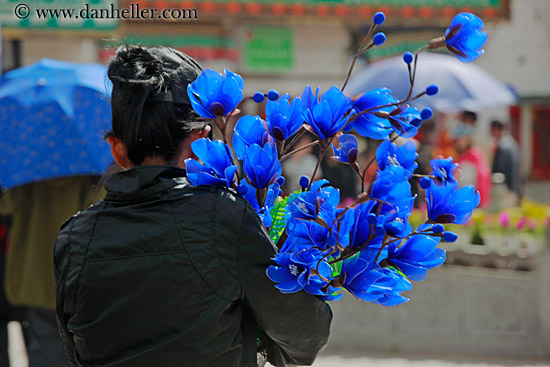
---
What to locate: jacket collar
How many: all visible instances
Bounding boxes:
[104,165,187,202]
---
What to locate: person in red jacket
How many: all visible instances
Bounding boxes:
[453,124,492,208]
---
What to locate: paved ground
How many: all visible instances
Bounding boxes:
[305,354,550,367]
[8,322,550,367]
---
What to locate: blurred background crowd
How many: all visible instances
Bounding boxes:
[0,0,549,366]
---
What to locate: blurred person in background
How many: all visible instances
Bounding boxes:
[453,124,492,208]
[460,110,478,126]
[490,120,520,202]
[0,176,104,367]
[414,119,438,208]
[0,189,10,367]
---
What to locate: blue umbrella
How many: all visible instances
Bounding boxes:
[347,52,517,113]
[0,58,113,189]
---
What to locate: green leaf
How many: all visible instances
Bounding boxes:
[268,196,288,244]
[388,266,407,279]
[331,260,342,278]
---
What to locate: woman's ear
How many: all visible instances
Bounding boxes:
[106,136,131,169]
[197,125,211,140]
[175,125,212,169]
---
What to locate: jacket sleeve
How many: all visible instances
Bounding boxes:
[236,201,332,367]
[53,218,78,367]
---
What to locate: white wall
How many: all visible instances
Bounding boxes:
[477,0,550,98]
[21,36,100,65]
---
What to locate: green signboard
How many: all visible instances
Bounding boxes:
[0,0,118,30]
[243,26,293,73]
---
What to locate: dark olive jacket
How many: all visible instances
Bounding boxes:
[54,166,332,367]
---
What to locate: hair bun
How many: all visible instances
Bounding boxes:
[108,45,168,95]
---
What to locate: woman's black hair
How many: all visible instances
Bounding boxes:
[106,45,210,165]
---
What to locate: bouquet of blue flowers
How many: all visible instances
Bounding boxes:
[184,12,486,306]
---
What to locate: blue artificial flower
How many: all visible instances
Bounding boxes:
[430,157,459,188]
[266,250,332,295]
[425,183,481,224]
[445,12,488,62]
[369,267,413,306]
[341,257,385,302]
[301,85,319,111]
[302,86,355,140]
[371,166,413,215]
[382,210,414,239]
[265,94,304,141]
[285,208,355,254]
[239,179,282,228]
[371,166,415,237]
[349,201,385,259]
[242,142,282,189]
[386,235,446,281]
[185,138,238,188]
[350,88,395,139]
[287,180,340,222]
[376,139,418,177]
[232,115,272,160]
[387,105,423,138]
[331,134,358,164]
[341,257,412,306]
[187,68,244,118]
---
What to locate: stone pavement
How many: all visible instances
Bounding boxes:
[267,351,550,367]
[305,354,550,367]
[8,322,550,367]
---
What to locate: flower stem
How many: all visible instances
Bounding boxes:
[280,140,320,161]
[306,140,331,191]
[350,90,427,122]
[221,117,228,145]
[361,156,376,193]
[276,229,287,250]
[282,127,306,155]
[341,23,377,92]
[256,187,268,209]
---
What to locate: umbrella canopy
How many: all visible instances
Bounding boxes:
[0,58,113,189]
[347,52,517,113]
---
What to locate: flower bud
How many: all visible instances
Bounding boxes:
[433,224,445,233]
[252,92,265,103]
[420,176,431,189]
[443,231,458,242]
[299,175,310,190]
[403,52,414,64]
[373,32,386,46]
[237,185,248,196]
[426,84,439,96]
[367,213,378,225]
[373,11,386,25]
[267,90,280,101]
[271,126,285,141]
[421,108,433,120]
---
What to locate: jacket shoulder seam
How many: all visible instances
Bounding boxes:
[72,210,100,318]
